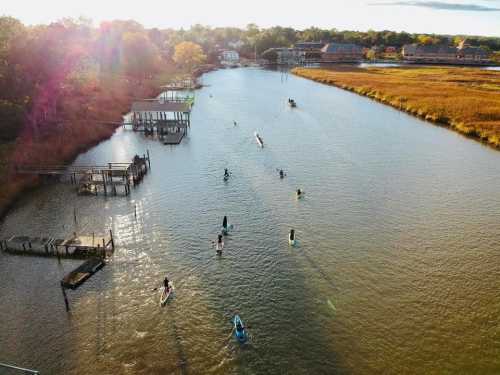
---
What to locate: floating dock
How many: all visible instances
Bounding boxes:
[163,132,185,145]
[61,257,106,289]
[0,231,115,259]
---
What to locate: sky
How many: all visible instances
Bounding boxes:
[2,0,500,36]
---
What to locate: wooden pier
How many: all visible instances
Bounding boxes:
[15,152,151,196]
[128,100,192,144]
[0,231,115,259]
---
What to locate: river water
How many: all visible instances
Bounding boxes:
[1,68,500,375]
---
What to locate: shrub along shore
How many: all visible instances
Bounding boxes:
[292,66,500,149]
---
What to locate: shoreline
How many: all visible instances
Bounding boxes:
[0,79,161,220]
[292,66,500,151]
[0,68,213,221]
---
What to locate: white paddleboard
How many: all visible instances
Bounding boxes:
[159,282,174,306]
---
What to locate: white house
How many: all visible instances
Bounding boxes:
[220,50,240,66]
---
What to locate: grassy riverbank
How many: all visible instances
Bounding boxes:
[292,66,500,148]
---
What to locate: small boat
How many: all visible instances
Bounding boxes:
[233,314,248,343]
[159,282,174,306]
[254,132,264,148]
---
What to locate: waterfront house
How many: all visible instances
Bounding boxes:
[321,43,364,62]
[402,43,491,64]
[457,43,491,63]
[219,50,240,66]
[402,44,458,62]
[262,48,306,65]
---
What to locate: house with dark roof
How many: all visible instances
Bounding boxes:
[262,47,306,65]
[457,45,491,63]
[402,43,491,64]
[321,43,364,62]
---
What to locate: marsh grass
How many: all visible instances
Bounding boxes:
[292,66,500,148]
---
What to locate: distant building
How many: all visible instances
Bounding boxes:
[219,50,240,66]
[402,43,491,64]
[321,43,364,62]
[262,48,306,65]
[402,44,456,62]
[457,44,491,63]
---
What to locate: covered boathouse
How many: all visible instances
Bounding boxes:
[130,100,192,144]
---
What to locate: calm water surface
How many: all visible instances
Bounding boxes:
[1,68,500,375]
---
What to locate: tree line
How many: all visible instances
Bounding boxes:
[1,17,500,142]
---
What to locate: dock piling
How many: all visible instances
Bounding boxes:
[61,282,70,312]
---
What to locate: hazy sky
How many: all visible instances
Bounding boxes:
[2,0,500,36]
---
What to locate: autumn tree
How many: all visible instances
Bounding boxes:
[121,32,161,79]
[173,41,206,72]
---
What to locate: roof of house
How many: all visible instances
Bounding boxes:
[131,101,191,113]
[459,46,490,56]
[295,42,326,50]
[321,43,363,54]
[402,44,457,55]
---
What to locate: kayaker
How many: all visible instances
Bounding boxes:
[297,188,302,197]
[223,216,228,229]
[233,121,237,126]
[163,276,170,292]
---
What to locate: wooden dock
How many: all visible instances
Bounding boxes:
[0,231,115,259]
[128,100,192,145]
[15,152,151,196]
[163,132,185,145]
[61,257,106,289]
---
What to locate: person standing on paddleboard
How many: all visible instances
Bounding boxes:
[164,276,170,292]
[223,216,228,230]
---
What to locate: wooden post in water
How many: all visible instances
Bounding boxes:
[109,229,115,251]
[102,170,107,196]
[61,282,70,312]
[147,149,151,169]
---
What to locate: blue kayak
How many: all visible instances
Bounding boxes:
[233,314,248,343]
